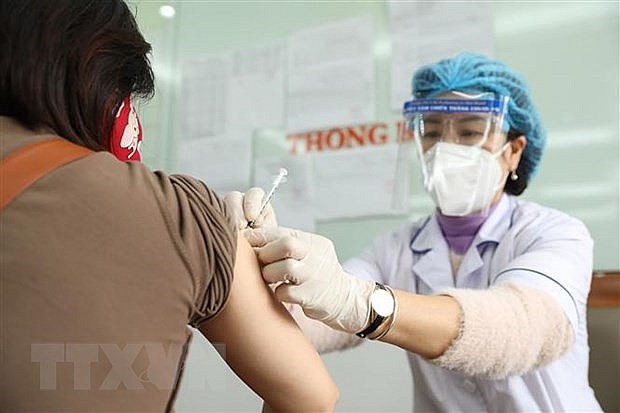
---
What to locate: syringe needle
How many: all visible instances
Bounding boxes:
[247,168,288,229]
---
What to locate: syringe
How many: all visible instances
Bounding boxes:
[247,167,288,228]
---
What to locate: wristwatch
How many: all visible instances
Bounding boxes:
[356,282,395,338]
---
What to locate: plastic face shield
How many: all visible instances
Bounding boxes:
[403,94,510,153]
[401,93,510,187]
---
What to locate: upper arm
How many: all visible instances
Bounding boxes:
[494,211,593,331]
[198,236,338,411]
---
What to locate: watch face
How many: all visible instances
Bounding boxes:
[371,289,394,317]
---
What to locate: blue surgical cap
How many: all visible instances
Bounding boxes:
[412,52,546,180]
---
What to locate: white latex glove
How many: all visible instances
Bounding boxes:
[245,227,375,334]
[223,187,278,230]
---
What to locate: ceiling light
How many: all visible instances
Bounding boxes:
[159,5,175,19]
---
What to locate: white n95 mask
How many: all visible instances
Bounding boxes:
[423,142,507,216]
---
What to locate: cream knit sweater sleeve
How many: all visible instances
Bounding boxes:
[431,282,574,379]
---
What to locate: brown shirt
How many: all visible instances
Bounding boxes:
[0,116,236,412]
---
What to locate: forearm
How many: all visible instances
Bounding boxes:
[379,291,461,359]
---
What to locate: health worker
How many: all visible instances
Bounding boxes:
[226,52,602,412]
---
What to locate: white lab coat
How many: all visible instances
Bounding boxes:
[344,194,602,412]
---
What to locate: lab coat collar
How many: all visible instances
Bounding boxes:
[410,215,455,291]
[409,194,513,253]
[409,215,436,254]
[408,194,515,291]
[474,193,514,246]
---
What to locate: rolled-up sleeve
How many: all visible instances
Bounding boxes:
[151,173,237,327]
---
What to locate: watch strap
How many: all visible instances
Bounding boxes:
[356,283,387,338]
[368,285,398,341]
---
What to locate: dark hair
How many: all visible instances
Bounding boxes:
[0,0,154,150]
[503,129,528,196]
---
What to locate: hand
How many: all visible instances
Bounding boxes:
[245,227,375,334]
[223,187,278,230]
